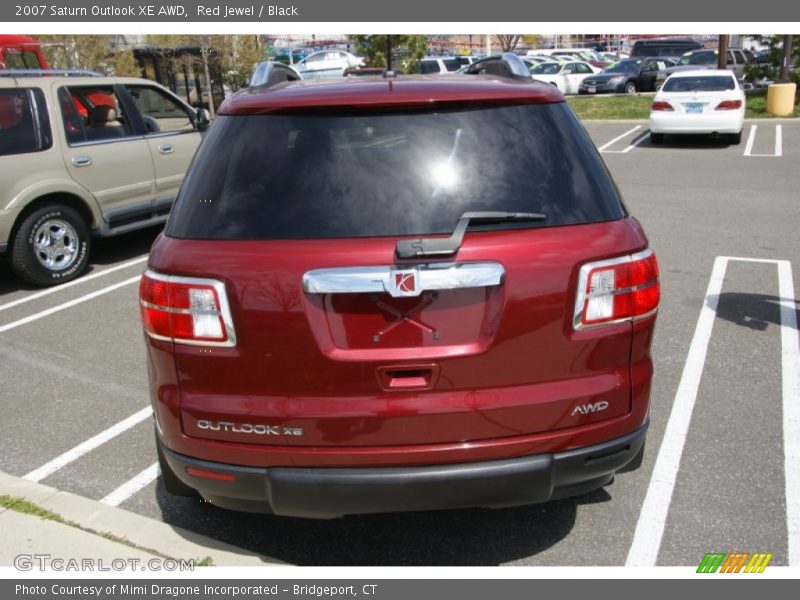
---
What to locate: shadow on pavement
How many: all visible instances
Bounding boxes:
[155,479,614,566]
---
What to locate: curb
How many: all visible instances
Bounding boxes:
[0,471,281,566]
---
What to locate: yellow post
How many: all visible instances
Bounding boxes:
[766,83,797,116]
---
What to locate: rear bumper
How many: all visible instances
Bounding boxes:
[159,421,647,519]
[649,111,744,134]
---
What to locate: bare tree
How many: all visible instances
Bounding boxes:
[495,35,522,53]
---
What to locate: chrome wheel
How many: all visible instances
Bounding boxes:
[33,219,79,271]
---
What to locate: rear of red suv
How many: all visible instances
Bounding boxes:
[140,74,659,518]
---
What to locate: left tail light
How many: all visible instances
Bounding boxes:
[573,249,660,330]
[139,270,236,347]
[651,101,673,111]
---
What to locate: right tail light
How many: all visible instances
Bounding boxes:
[574,249,660,330]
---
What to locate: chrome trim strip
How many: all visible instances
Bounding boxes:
[302,262,506,298]
[573,249,657,331]
[142,269,237,347]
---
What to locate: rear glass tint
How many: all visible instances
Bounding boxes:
[167,103,625,240]
[663,75,735,92]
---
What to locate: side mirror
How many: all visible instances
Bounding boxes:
[195,108,211,131]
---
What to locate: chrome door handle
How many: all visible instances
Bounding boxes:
[158,144,174,154]
[71,155,92,167]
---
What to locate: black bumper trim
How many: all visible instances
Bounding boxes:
[160,422,647,519]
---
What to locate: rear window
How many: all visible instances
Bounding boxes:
[167,103,625,240]
[663,75,735,92]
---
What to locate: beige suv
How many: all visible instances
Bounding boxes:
[0,72,208,286]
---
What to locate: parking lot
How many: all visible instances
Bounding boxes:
[1,118,798,566]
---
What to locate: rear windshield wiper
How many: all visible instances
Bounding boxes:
[395,211,547,259]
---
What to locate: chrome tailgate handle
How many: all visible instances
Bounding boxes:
[303,262,505,299]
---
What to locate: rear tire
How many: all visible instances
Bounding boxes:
[10,204,90,287]
[650,132,665,144]
[156,434,198,497]
[729,131,742,145]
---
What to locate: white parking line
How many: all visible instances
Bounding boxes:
[621,132,650,154]
[0,275,141,334]
[100,462,159,507]
[598,125,641,152]
[777,260,799,565]
[0,256,147,313]
[23,407,153,483]
[743,124,783,157]
[743,124,757,156]
[626,256,799,566]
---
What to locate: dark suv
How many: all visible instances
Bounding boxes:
[579,57,677,94]
[141,64,660,518]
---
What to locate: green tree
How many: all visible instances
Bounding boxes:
[348,35,427,73]
[36,35,112,73]
[110,49,142,77]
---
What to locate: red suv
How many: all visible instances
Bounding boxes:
[140,63,659,518]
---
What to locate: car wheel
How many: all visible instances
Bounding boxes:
[729,131,742,145]
[650,132,665,144]
[624,81,638,94]
[156,433,198,497]
[10,204,90,287]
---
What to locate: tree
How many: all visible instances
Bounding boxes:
[348,35,427,73]
[111,49,142,77]
[36,35,112,73]
[495,35,522,53]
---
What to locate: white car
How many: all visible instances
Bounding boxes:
[649,69,745,145]
[529,61,600,94]
[294,50,365,79]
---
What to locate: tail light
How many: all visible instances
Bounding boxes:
[715,99,742,110]
[139,270,236,346]
[651,101,673,111]
[574,250,660,330]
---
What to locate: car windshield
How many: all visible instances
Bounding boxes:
[530,63,561,75]
[677,52,717,66]
[603,60,640,74]
[662,75,736,92]
[168,103,625,240]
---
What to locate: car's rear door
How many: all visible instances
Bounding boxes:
[121,83,202,213]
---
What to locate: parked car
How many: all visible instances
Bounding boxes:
[655,48,752,88]
[649,69,745,144]
[418,57,461,74]
[630,38,704,58]
[142,55,659,518]
[579,57,677,94]
[0,71,209,286]
[294,50,365,79]
[530,60,600,94]
[455,56,480,67]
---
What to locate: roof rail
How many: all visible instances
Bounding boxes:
[461,53,533,81]
[249,61,302,88]
[0,68,104,78]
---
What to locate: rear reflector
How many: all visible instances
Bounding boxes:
[140,270,236,346]
[574,250,660,329]
[186,466,236,483]
[715,99,743,110]
[651,101,673,111]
